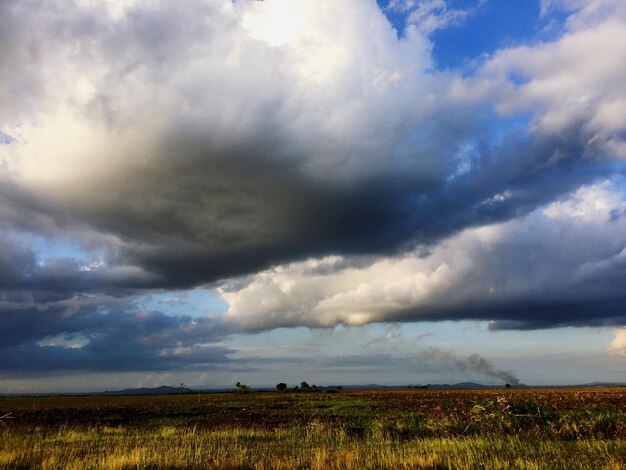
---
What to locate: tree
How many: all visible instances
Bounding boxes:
[235,382,250,394]
[300,381,311,390]
[276,383,287,392]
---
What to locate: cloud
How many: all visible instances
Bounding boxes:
[0,341,232,373]
[555,0,626,30]
[221,182,626,330]
[607,328,626,356]
[1,0,623,295]
[539,0,585,17]
[0,234,37,285]
[455,0,626,158]
[0,0,625,380]
[0,0,435,289]
[0,297,233,373]
[388,0,487,35]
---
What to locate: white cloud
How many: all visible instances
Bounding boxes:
[607,328,626,355]
[540,0,626,26]
[388,0,486,35]
[0,0,452,288]
[37,333,90,349]
[539,0,585,18]
[452,0,626,158]
[542,183,623,222]
[0,0,438,189]
[564,0,626,30]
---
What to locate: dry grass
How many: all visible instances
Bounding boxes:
[2,388,626,468]
[1,425,626,469]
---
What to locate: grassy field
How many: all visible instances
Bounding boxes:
[2,387,626,469]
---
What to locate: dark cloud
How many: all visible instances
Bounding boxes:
[0,299,233,373]
[0,235,37,285]
[2,127,614,292]
[0,342,232,373]
[1,122,622,339]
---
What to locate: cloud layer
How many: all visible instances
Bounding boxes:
[221,182,626,330]
[1,0,626,375]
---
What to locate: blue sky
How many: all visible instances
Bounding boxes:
[1,0,626,392]
[378,0,550,69]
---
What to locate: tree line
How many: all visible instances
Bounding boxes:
[234,381,342,393]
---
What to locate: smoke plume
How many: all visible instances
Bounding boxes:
[416,347,520,385]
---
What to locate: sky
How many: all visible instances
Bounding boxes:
[1,0,626,393]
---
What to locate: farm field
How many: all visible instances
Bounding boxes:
[2,387,626,469]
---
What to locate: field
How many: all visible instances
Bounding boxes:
[2,387,626,469]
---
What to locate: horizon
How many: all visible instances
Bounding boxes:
[6,380,626,396]
[2,0,626,393]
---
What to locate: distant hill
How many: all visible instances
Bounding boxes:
[96,385,192,396]
[566,382,626,388]
[424,382,491,389]
[335,382,499,390]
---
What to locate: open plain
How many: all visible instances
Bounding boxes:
[2,387,626,469]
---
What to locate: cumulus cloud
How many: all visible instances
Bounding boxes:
[0,0,437,288]
[221,182,626,330]
[1,0,623,293]
[0,0,625,377]
[455,0,626,158]
[607,328,626,356]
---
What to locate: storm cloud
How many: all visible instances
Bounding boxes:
[1,0,622,290]
[1,0,626,377]
[221,182,626,330]
[0,295,233,373]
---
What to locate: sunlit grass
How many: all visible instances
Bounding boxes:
[2,389,626,468]
[2,424,626,469]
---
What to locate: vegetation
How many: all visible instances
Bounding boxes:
[235,382,250,394]
[1,387,626,468]
[3,426,626,469]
